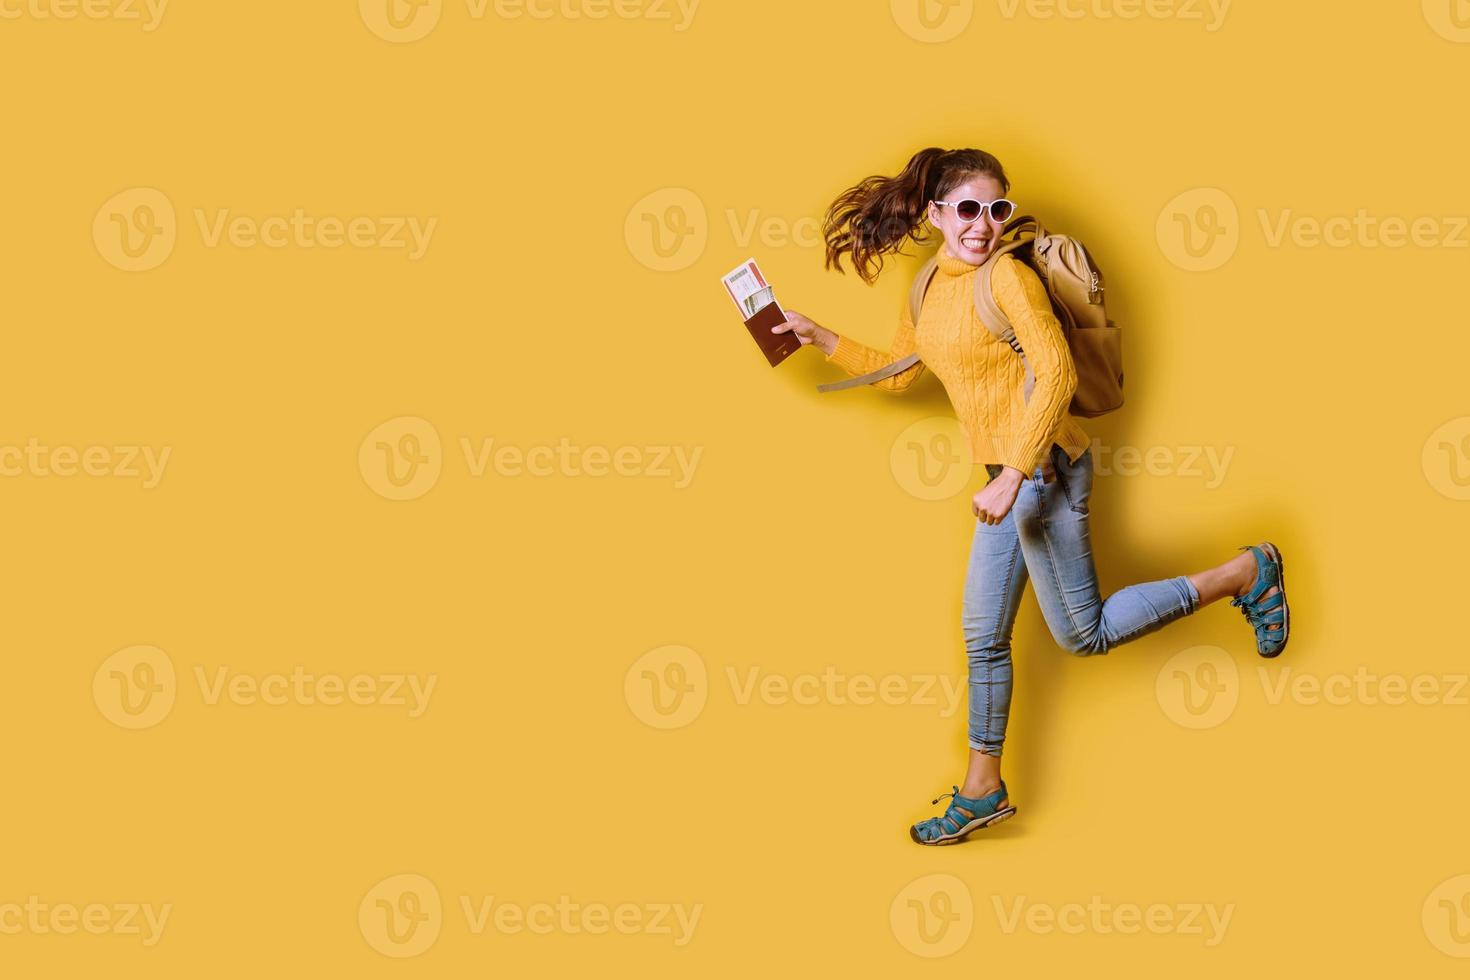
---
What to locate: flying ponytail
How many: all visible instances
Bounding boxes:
[822,147,1010,284]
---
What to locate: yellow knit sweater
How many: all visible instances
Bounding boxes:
[825,248,1090,475]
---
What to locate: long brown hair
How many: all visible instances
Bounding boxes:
[822,147,1010,284]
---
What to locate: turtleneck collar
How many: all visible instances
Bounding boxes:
[936,246,984,277]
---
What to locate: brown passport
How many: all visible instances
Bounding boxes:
[743,301,802,367]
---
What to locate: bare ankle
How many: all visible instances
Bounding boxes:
[1232,552,1258,596]
[961,778,1003,799]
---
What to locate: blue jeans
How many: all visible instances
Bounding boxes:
[964,444,1200,755]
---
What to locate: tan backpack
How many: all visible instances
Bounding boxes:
[816,214,1124,418]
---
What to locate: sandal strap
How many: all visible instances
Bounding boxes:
[932,782,1008,821]
[914,781,1011,841]
[1237,592,1284,619]
[1236,545,1279,605]
[1254,591,1285,613]
[1234,602,1281,625]
[1228,542,1289,655]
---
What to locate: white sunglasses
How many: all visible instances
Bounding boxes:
[932,198,1017,224]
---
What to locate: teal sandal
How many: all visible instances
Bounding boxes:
[909,782,1016,845]
[1232,542,1290,658]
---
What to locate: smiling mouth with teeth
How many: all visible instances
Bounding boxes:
[961,236,992,251]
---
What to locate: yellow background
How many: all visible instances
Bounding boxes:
[3,0,1470,973]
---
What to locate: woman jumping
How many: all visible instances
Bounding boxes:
[773,147,1289,845]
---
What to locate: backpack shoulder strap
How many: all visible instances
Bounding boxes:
[814,351,921,393]
[974,253,1021,350]
[972,215,1039,350]
[975,217,1043,402]
[908,254,941,327]
[815,255,938,393]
